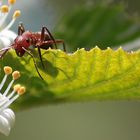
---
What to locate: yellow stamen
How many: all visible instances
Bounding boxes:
[13,10,21,19]
[1,5,9,13]
[4,66,12,75]
[12,71,20,80]
[18,86,26,95]
[13,84,21,92]
[8,0,16,5]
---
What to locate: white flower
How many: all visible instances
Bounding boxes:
[0,0,21,49]
[0,66,25,136]
[0,108,15,136]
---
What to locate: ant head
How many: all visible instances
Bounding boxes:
[12,31,31,57]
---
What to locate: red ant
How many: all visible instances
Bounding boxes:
[0,23,66,80]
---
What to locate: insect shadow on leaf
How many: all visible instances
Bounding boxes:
[40,51,71,80]
[38,59,59,78]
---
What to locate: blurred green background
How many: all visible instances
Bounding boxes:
[1,0,140,140]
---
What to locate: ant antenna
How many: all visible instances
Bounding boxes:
[18,22,25,35]
[22,47,44,80]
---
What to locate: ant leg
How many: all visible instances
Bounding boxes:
[39,26,58,69]
[61,40,66,52]
[0,49,8,58]
[0,47,11,59]
[18,22,25,35]
[37,46,45,69]
[39,40,66,52]
[41,26,57,49]
[52,39,66,52]
[22,47,44,80]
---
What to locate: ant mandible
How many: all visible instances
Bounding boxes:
[0,23,66,80]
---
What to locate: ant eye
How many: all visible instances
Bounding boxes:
[26,39,30,43]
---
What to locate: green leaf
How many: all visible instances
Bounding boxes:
[1,47,140,111]
[55,3,140,51]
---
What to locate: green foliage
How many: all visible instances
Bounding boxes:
[1,48,140,111]
[1,3,140,110]
[55,3,140,51]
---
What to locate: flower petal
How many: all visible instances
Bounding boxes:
[1,108,15,128]
[0,115,11,136]
[0,30,17,49]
